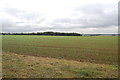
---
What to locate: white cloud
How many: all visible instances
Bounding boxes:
[0,0,119,33]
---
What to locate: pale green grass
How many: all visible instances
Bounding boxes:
[2,52,118,78]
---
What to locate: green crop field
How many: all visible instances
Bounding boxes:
[2,35,118,65]
[2,35,118,78]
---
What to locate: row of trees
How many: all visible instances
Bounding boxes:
[2,32,82,36]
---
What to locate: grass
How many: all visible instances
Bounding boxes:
[70,68,100,78]
[2,35,118,65]
[2,35,118,78]
[2,52,118,78]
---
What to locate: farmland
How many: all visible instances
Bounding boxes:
[2,35,118,78]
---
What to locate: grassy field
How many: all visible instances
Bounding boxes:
[2,52,118,78]
[2,35,118,65]
[2,35,118,78]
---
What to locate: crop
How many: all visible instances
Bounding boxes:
[2,35,118,65]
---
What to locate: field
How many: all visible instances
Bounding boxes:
[2,35,118,78]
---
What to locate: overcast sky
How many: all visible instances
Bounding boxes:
[0,0,119,34]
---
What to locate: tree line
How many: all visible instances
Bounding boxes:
[1,32,82,36]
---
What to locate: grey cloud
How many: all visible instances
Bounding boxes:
[3,7,46,23]
[3,7,21,17]
[2,24,51,33]
[76,4,104,15]
[2,18,51,32]
[1,3,118,34]
[2,7,47,32]
[77,4,118,27]
[53,4,117,28]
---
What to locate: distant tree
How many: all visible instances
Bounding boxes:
[2,31,82,36]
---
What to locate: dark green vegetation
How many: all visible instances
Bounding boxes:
[2,35,118,65]
[2,31,82,36]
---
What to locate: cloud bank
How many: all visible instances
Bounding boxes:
[0,0,118,34]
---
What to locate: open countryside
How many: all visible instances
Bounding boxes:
[2,35,118,78]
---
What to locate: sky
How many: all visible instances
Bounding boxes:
[0,0,119,34]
